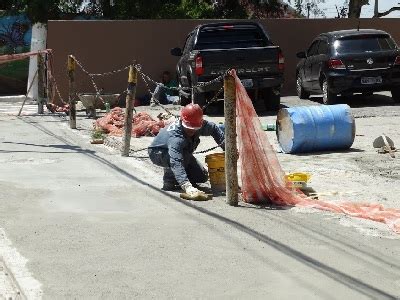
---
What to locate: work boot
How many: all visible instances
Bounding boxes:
[162,181,181,191]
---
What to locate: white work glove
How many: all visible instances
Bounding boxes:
[181,182,201,195]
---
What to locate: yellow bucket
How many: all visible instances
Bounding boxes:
[205,153,226,192]
[284,172,311,189]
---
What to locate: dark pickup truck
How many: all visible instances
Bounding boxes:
[170,22,284,111]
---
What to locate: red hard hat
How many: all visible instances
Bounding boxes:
[180,103,204,130]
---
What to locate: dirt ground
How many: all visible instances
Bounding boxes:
[65,91,400,238]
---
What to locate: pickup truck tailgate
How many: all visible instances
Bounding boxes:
[198,47,281,79]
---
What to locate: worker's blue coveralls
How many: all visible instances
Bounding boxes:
[148,119,225,186]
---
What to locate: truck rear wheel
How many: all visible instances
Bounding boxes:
[391,88,400,103]
[179,93,190,106]
[262,88,281,112]
[193,91,206,108]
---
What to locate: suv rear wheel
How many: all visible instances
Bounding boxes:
[263,88,281,111]
[322,78,337,105]
[391,88,400,103]
[296,73,310,99]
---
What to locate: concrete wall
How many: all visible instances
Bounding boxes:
[47,19,400,102]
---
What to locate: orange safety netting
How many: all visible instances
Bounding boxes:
[0,49,50,64]
[46,103,70,113]
[0,49,66,106]
[233,70,400,233]
[95,107,167,137]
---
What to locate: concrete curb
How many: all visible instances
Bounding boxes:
[0,96,34,103]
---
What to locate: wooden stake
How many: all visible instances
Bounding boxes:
[224,74,238,206]
[122,65,138,157]
[37,53,45,114]
[67,55,76,129]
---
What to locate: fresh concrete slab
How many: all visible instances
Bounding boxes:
[0,97,399,298]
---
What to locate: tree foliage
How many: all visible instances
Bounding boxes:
[348,0,400,18]
[1,0,289,22]
[348,0,368,18]
[288,0,325,18]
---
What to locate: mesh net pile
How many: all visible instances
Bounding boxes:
[95,107,166,137]
[233,70,400,233]
[46,103,70,113]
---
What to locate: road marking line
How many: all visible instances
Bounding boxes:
[0,228,43,299]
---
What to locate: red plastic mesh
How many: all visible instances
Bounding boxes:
[0,49,50,65]
[233,70,400,233]
[95,108,167,137]
[46,103,69,113]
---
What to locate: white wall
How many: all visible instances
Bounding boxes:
[27,23,47,100]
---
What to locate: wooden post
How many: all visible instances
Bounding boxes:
[67,55,76,129]
[224,74,238,206]
[37,54,45,114]
[121,65,137,156]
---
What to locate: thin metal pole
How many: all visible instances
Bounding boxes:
[17,70,38,116]
[224,73,238,206]
[67,55,76,129]
[37,53,44,114]
[122,65,138,157]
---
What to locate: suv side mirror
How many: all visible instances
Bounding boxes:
[171,47,183,57]
[296,51,306,59]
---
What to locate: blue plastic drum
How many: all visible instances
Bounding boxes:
[277,104,355,154]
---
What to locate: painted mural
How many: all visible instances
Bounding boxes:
[0,15,32,95]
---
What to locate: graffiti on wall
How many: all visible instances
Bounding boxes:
[0,15,32,96]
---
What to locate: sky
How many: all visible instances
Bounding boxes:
[282,0,400,18]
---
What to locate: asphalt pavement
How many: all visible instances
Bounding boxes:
[0,98,399,299]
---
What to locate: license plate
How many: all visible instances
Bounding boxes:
[361,77,382,85]
[241,79,253,88]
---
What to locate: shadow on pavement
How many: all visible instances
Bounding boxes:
[308,94,399,108]
[1,141,96,154]
[291,148,365,156]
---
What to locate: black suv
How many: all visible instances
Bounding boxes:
[296,29,400,104]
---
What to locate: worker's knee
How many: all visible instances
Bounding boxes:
[148,148,170,167]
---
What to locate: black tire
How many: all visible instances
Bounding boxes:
[296,73,310,99]
[179,92,190,106]
[177,81,190,106]
[322,78,337,105]
[193,91,206,108]
[263,88,281,111]
[391,88,400,103]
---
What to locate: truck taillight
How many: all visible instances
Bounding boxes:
[278,52,285,71]
[395,56,400,65]
[195,56,204,76]
[328,59,346,69]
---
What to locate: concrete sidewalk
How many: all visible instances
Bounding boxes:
[0,106,399,298]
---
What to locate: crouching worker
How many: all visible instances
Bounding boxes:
[148,103,225,198]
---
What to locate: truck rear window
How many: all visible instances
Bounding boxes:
[194,25,270,50]
[333,35,397,54]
